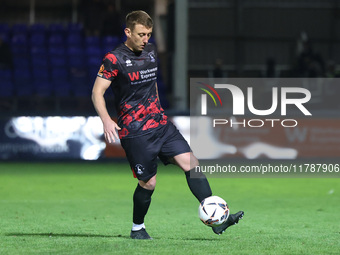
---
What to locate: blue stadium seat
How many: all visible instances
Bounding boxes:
[51,67,71,96]
[87,55,101,67]
[50,56,67,67]
[86,45,102,74]
[0,69,14,97]
[70,66,90,97]
[13,68,33,96]
[12,24,28,35]
[0,23,9,34]
[49,45,67,67]
[67,23,83,35]
[67,45,83,56]
[51,67,69,79]
[68,43,91,96]
[31,53,48,67]
[48,33,65,46]
[32,66,49,80]
[48,23,65,35]
[66,33,83,46]
[87,65,100,90]
[31,45,47,55]
[11,34,29,58]
[49,45,66,55]
[69,57,86,68]
[67,46,86,67]
[12,56,30,69]
[31,46,48,67]
[0,79,14,97]
[30,33,47,47]
[0,33,9,43]
[31,45,47,57]
[11,33,28,46]
[86,45,102,58]
[0,23,10,42]
[32,66,52,96]
[85,36,100,47]
[102,35,121,45]
[11,48,29,61]
[102,35,120,53]
[30,23,46,35]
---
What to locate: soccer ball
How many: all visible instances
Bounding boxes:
[199,196,229,227]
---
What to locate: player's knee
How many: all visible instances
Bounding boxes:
[186,153,199,171]
[190,154,199,169]
[139,175,156,190]
[177,152,199,172]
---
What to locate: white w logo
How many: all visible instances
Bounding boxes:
[285,127,308,142]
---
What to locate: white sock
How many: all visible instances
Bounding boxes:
[132,223,145,231]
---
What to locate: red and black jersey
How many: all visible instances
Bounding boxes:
[97,43,168,139]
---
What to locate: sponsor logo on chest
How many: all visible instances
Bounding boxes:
[128,67,158,83]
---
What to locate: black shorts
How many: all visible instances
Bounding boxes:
[120,121,191,181]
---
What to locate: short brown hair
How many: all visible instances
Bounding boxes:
[126,10,153,31]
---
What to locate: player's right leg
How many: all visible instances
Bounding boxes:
[130,175,156,240]
[121,134,161,240]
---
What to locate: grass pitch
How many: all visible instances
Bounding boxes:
[0,162,339,255]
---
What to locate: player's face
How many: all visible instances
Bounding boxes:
[125,24,152,52]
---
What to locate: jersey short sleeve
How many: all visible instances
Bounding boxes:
[97,53,119,81]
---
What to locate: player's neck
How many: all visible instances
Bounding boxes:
[124,42,133,51]
[124,42,142,55]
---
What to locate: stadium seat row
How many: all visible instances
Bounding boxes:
[0,23,124,98]
[0,22,164,107]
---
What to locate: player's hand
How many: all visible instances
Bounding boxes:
[103,119,121,143]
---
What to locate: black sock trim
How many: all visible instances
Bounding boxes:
[135,183,154,196]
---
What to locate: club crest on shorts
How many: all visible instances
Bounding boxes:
[134,164,145,175]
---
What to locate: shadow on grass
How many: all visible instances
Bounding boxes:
[5,232,130,239]
[167,237,221,241]
[5,233,221,241]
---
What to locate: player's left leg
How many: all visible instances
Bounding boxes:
[173,152,212,202]
[212,211,244,235]
[157,122,212,202]
[159,121,244,235]
[174,152,244,235]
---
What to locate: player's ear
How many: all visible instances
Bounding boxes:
[124,28,131,38]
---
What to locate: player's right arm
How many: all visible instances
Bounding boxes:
[92,76,121,143]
